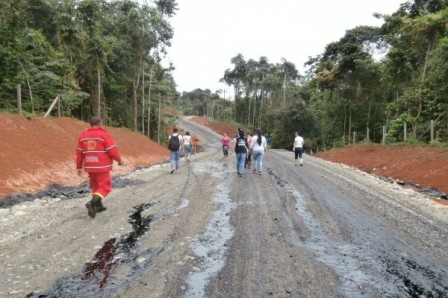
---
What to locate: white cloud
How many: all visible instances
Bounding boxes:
[164,0,404,94]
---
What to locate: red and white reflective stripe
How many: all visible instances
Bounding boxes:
[105,144,117,150]
[80,137,105,142]
[83,165,113,169]
[76,147,83,151]
[82,150,107,154]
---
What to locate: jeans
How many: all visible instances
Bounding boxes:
[252,150,265,172]
[236,153,247,174]
[184,145,190,159]
[170,150,181,169]
[294,147,304,160]
[223,145,229,157]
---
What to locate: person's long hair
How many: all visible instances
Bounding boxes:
[238,128,244,138]
[257,129,262,145]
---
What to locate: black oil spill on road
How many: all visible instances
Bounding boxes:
[383,256,448,297]
[266,167,448,297]
[26,202,158,298]
[0,177,146,208]
[377,176,448,201]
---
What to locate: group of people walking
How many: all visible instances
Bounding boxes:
[221,129,305,177]
[76,115,305,218]
[222,128,268,177]
[167,127,193,174]
[76,119,196,218]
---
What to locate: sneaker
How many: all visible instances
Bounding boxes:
[258,171,262,175]
[253,170,257,174]
[238,173,243,177]
[170,169,174,174]
[85,201,96,218]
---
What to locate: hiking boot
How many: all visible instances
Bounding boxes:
[92,195,104,207]
[85,201,97,218]
[96,198,107,213]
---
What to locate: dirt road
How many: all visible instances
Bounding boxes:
[1,118,447,297]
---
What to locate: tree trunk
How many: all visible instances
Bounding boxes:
[282,73,286,109]
[133,79,138,131]
[247,96,251,128]
[17,60,34,114]
[96,55,101,117]
[142,67,145,134]
[413,43,431,139]
[252,92,257,128]
[147,69,152,138]
[366,95,372,142]
[157,95,161,144]
[257,91,263,128]
[348,108,352,145]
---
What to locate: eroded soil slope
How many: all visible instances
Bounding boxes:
[0,115,169,198]
[316,145,448,195]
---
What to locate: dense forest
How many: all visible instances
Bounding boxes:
[0,0,178,143]
[180,0,448,150]
[1,0,447,150]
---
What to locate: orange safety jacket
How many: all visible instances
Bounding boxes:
[76,126,122,172]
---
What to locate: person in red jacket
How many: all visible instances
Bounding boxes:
[76,116,123,218]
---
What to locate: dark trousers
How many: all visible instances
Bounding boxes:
[294,147,304,160]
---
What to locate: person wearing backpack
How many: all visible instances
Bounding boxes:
[168,127,183,174]
[233,128,249,177]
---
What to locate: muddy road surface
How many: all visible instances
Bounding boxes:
[1,118,447,298]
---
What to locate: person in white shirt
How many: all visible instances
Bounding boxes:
[250,129,267,175]
[292,132,305,166]
[183,131,192,162]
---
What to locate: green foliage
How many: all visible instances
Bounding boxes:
[385,113,414,142]
[2,0,448,150]
[272,105,318,150]
[0,0,177,141]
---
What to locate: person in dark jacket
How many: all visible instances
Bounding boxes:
[233,128,248,177]
[76,116,123,218]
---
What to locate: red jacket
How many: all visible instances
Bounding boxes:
[76,126,122,172]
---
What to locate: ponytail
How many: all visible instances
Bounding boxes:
[257,129,262,145]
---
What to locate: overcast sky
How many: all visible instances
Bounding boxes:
[164,0,405,95]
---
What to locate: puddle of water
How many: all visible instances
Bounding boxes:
[183,160,236,298]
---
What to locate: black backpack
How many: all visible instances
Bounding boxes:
[168,134,180,151]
